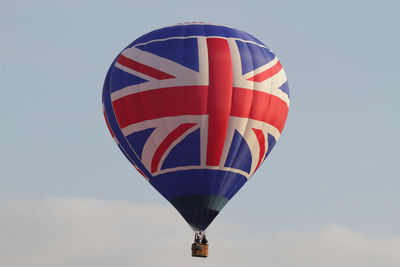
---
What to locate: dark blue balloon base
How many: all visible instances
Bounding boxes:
[169,194,229,231]
[179,208,219,231]
[150,169,248,230]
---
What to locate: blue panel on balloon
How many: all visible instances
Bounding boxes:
[161,129,200,170]
[279,81,290,97]
[224,130,252,174]
[236,40,275,74]
[151,169,248,200]
[264,134,277,161]
[110,66,148,93]
[136,38,199,71]
[126,128,155,159]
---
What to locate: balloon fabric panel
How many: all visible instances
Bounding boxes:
[102,23,290,231]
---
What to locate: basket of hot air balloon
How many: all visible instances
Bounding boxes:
[102,22,290,257]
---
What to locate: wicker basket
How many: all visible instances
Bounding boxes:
[191,243,209,257]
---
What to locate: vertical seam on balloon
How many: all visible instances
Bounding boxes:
[232,31,254,178]
[202,26,220,203]
[157,48,174,167]
[249,47,277,175]
[214,27,227,202]
[181,25,193,168]
[265,56,277,140]
[202,25,218,204]
[248,39,265,176]
[200,27,209,168]
[211,31,234,199]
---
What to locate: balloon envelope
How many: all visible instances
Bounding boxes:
[102,22,290,231]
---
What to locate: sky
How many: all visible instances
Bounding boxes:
[1,0,400,266]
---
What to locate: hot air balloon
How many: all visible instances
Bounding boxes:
[102,22,290,257]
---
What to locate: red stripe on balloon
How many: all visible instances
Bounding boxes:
[117,54,175,80]
[134,165,147,178]
[151,123,197,173]
[205,38,233,166]
[113,86,208,127]
[252,128,265,171]
[112,86,288,133]
[247,61,282,82]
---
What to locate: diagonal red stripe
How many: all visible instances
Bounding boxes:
[117,54,175,80]
[252,128,265,171]
[151,123,197,173]
[247,61,282,82]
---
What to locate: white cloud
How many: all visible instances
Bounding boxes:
[1,198,400,267]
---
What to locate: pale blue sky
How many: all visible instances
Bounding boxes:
[1,0,400,266]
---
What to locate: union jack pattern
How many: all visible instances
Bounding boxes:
[103,23,289,204]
